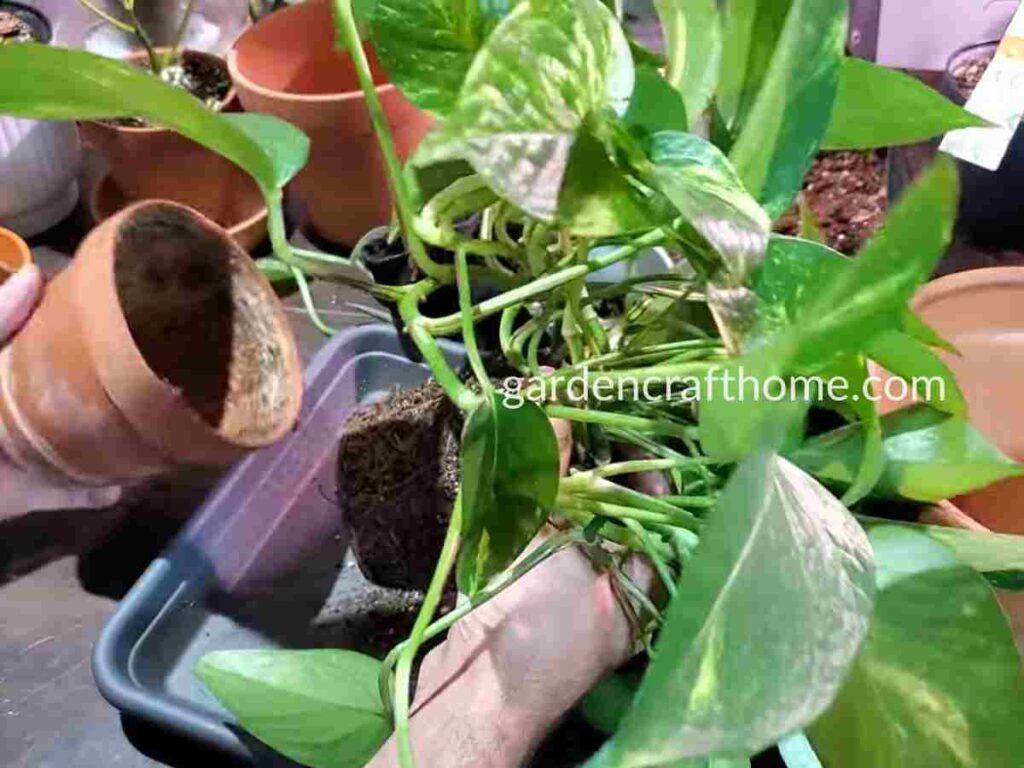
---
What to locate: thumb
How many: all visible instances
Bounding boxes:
[0,265,43,345]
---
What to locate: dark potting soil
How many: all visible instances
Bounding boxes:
[114,205,291,434]
[776,150,887,255]
[953,54,993,98]
[337,381,461,590]
[108,51,232,128]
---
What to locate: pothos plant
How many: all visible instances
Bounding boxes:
[78,0,196,80]
[4,1,1024,767]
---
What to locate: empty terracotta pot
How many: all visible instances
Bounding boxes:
[0,201,302,485]
[89,170,268,252]
[0,226,31,285]
[228,0,433,247]
[78,50,251,239]
[875,267,1024,529]
[909,268,1024,534]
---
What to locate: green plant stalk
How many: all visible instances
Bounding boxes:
[379,529,582,712]
[623,518,678,598]
[545,405,698,440]
[588,458,710,477]
[331,0,446,283]
[399,282,482,411]
[559,339,722,372]
[419,225,676,336]
[392,496,463,768]
[499,304,523,367]
[455,245,492,392]
[167,0,196,68]
[559,497,688,528]
[291,266,337,336]
[561,476,701,530]
[125,1,162,73]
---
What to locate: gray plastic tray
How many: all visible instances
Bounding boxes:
[93,325,465,764]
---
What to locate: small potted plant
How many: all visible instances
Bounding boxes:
[0,1,82,237]
[76,0,268,250]
[4,1,1024,765]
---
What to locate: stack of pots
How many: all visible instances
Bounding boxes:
[227,0,433,247]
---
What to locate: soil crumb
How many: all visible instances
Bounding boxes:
[777,150,887,254]
[338,382,461,589]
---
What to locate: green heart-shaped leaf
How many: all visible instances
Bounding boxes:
[195,650,391,768]
[591,454,874,766]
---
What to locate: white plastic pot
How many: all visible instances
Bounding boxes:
[0,116,81,238]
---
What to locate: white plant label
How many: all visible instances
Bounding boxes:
[940,5,1024,171]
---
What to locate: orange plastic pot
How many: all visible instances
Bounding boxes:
[77,51,257,241]
[0,226,31,286]
[0,201,302,485]
[227,0,433,246]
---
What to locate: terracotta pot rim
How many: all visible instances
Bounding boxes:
[89,200,301,453]
[87,172,268,242]
[227,44,396,106]
[0,226,32,277]
[914,266,1024,312]
[84,49,237,136]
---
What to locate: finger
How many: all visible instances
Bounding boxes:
[0,265,43,345]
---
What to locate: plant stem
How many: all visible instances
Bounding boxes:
[622,519,677,598]
[331,0,445,282]
[292,267,337,336]
[545,405,698,441]
[168,0,196,66]
[455,245,491,392]
[392,497,463,768]
[77,0,133,33]
[125,2,161,73]
[421,264,589,335]
[399,282,482,411]
[418,225,674,336]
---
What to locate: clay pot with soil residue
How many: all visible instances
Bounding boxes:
[228,0,432,247]
[77,50,268,248]
[0,201,302,485]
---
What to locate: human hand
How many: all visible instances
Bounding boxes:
[368,419,653,768]
[1,266,120,520]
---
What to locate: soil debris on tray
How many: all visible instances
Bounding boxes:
[776,150,887,255]
[338,381,461,590]
[953,54,992,98]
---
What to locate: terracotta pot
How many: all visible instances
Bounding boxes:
[89,170,268,253]
[78,50,250,236]
[227,0,433,247]
[0,201,302,485]
[0,226,32,286]
[912,268,1024,534]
